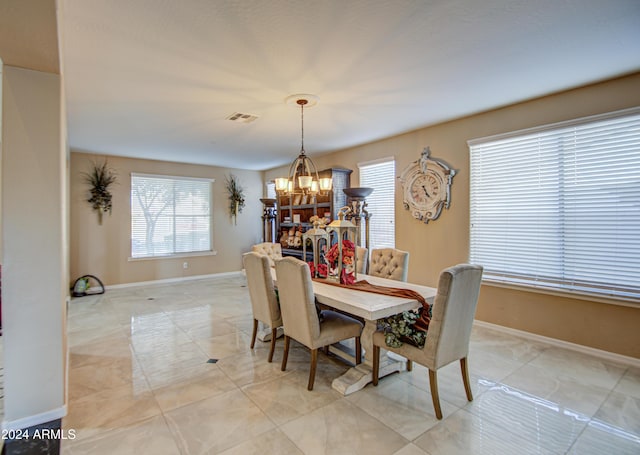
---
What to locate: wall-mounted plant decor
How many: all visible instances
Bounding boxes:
[225,174,245,225]
[83,160,117,225]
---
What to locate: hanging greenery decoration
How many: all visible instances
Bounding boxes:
[225,174,246,225]
[83,160,117,225]
[378,305,432,348]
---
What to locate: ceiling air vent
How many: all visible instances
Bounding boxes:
[226,112,259,123]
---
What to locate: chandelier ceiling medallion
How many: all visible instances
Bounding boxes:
[275,94,332,198]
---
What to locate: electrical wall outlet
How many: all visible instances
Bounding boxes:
[183,262,188,269]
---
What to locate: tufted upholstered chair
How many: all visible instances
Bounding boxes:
[242,252,283,362]
[356,246,368,275]
[275,257,363,390]
[372,264,483,419]
[369,248,410,282]
[251,242,283,268]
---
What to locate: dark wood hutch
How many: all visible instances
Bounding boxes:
[276,168,352,260]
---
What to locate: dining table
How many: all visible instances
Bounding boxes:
[271,269,437,395]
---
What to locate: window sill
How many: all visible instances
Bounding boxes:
[128,250,218,262]
[482,278,640,309]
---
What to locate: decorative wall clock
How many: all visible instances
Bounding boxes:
[400,147,456,223]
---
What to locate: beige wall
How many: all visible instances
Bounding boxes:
[2,65,67,426]
[267,72,640,358]
[70,152,263,286]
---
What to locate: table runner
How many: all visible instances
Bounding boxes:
[314,279,431,332]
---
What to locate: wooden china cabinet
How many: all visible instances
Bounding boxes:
[276,168,352,260]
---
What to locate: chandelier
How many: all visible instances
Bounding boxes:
[275,95,332,197]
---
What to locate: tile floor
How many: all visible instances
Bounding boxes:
[61,273,640,454]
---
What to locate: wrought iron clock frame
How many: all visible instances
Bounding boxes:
[400,147,456,223]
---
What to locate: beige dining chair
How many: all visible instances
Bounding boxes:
[242,252,283,362]
[372,263,483,419]
[356,246,368,275]
[370,248,409,281]
[275,256,364,390]
[251,242,283,267]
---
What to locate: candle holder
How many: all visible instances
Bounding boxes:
[326,207,358,285]
[302,219,330,278]
[342,187,373,252]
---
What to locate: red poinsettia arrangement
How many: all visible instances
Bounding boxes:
[307,261,328,278]
[325,239,356,285]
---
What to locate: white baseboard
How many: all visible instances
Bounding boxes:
[105,270,243,290]
[474,320,640,368]
[2,405,67,431]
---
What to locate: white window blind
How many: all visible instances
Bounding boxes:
[359,158,396,250]
[131,174,213,258]
[469,108,640,301]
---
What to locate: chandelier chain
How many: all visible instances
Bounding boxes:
[299,99,306,155]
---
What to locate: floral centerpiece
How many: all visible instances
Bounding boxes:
[307,260,329,279]
[325,239,356,285]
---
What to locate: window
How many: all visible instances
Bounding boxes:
[131,173,213,258]
[359,158,396,250]
[469,108,640,301]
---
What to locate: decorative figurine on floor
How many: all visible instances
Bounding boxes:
[71,275,105,297]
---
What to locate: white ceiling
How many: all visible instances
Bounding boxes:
[59,0,640,171]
